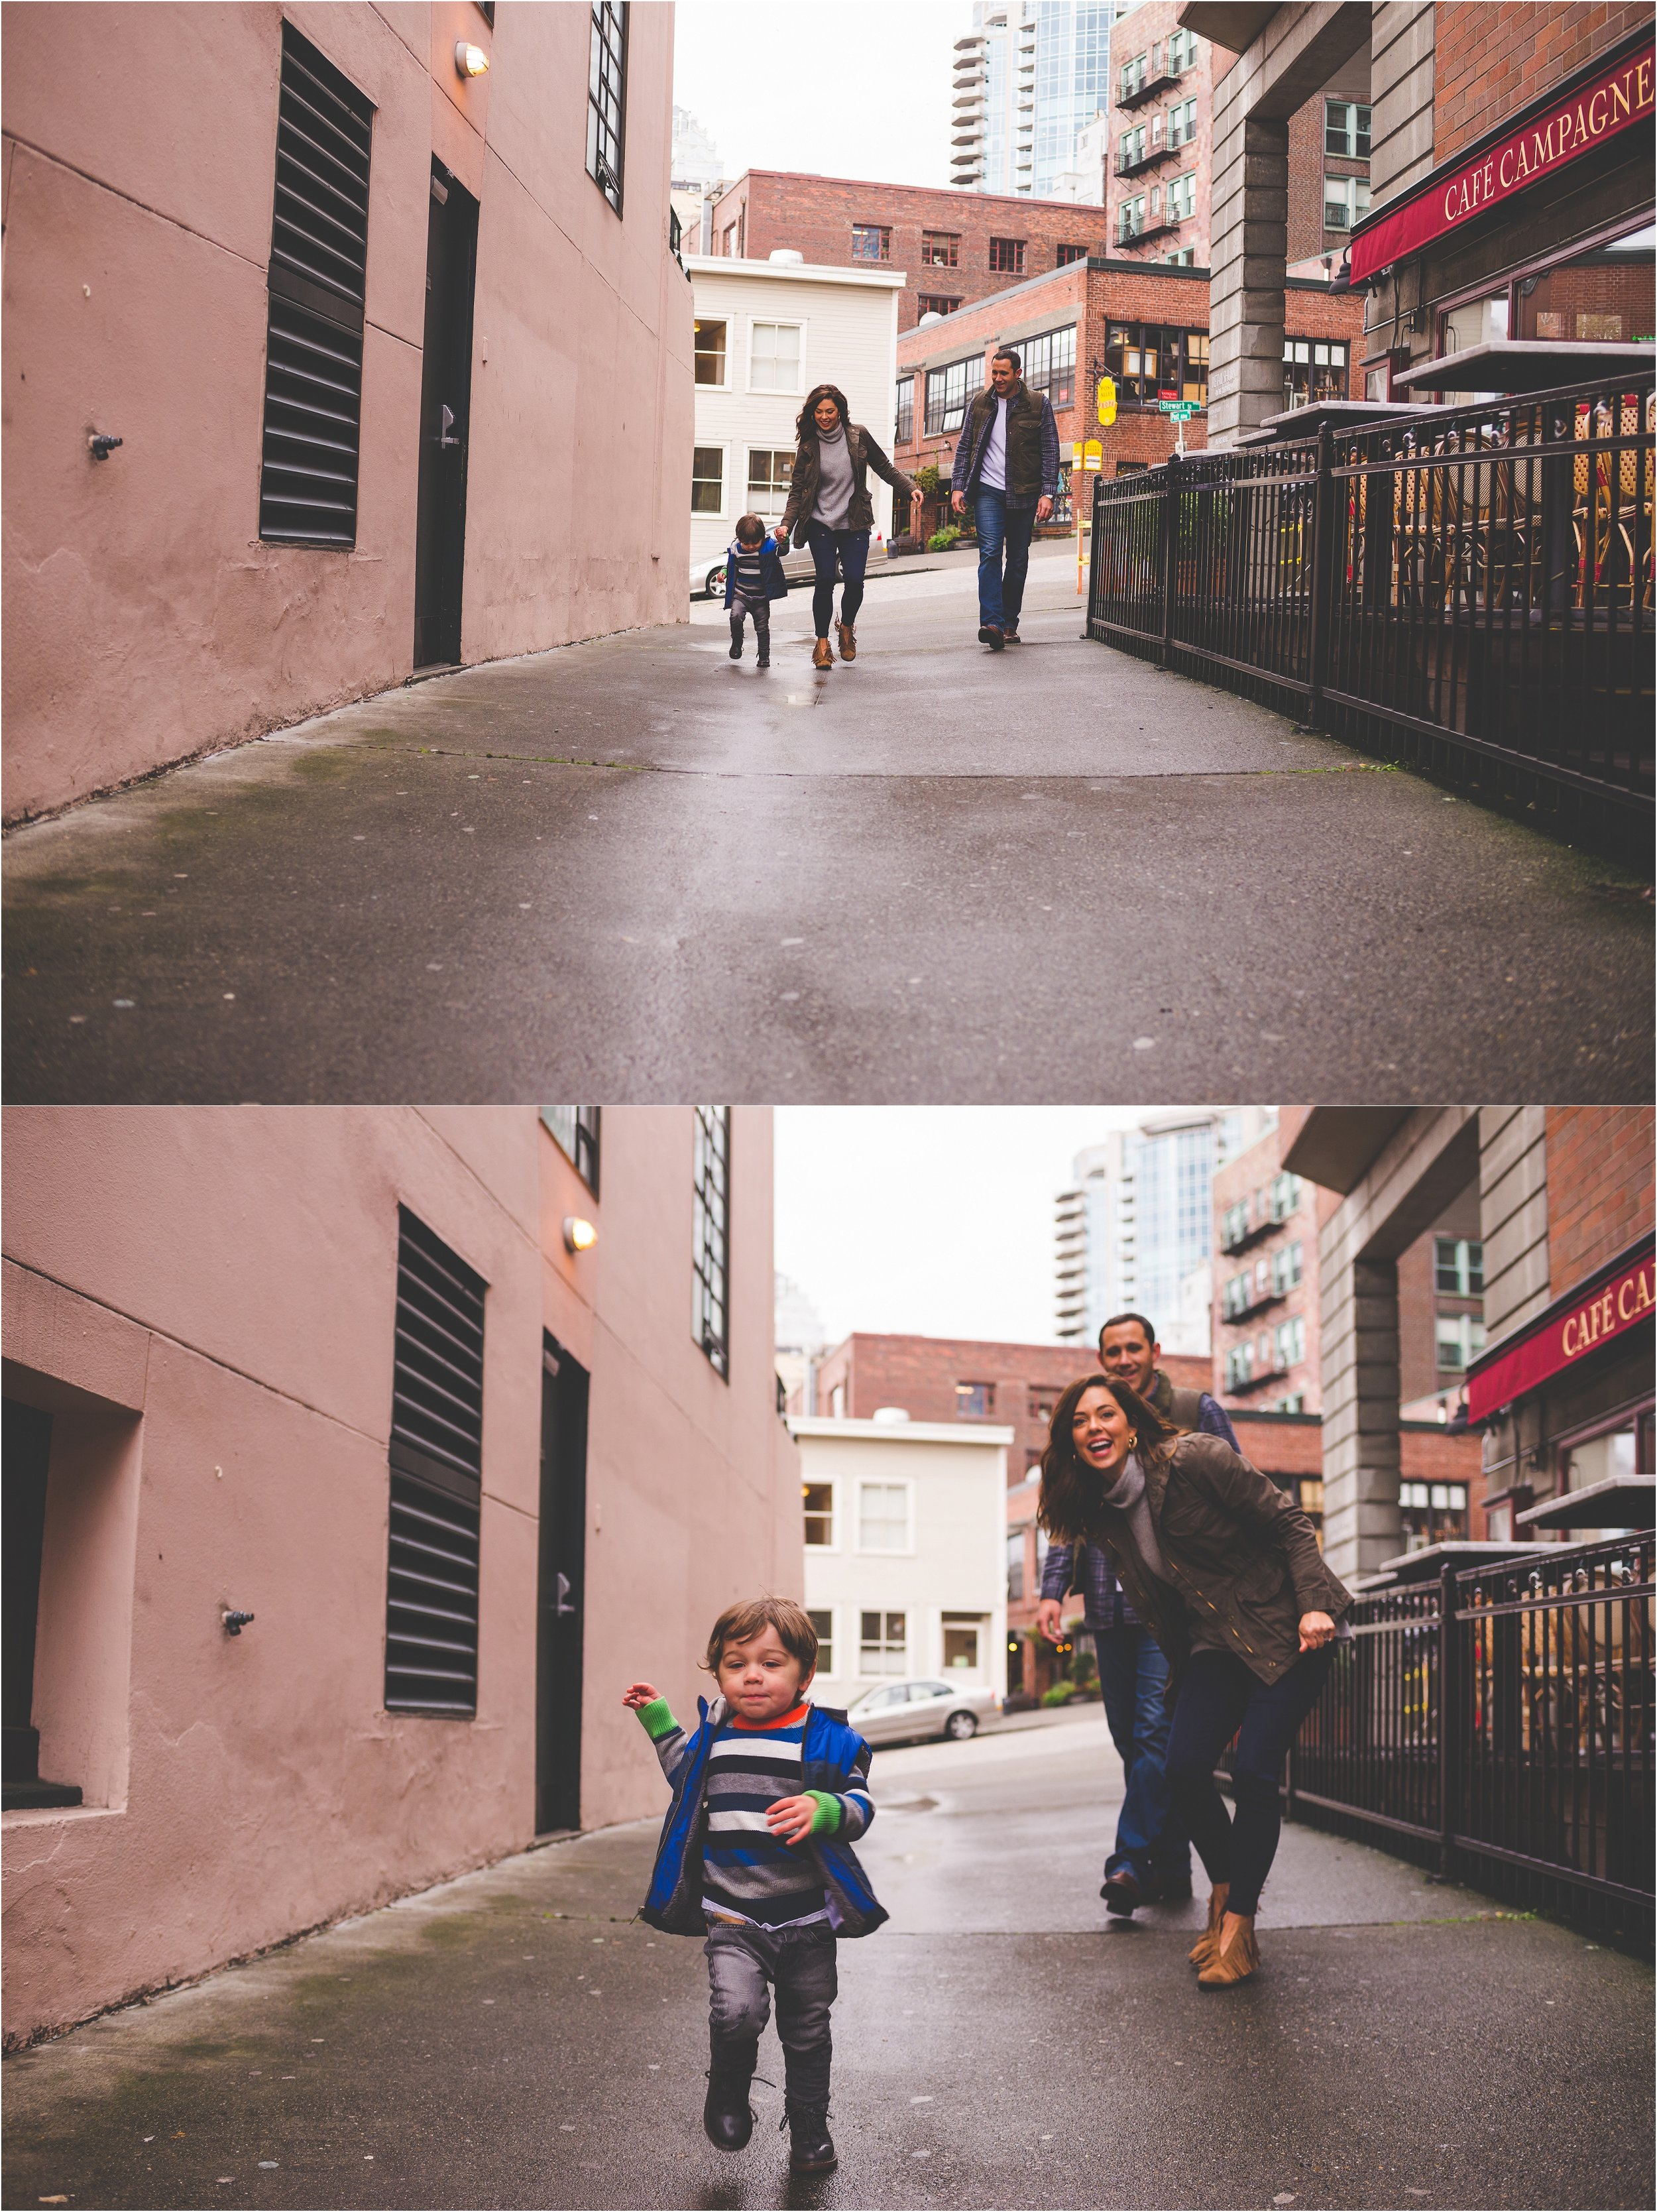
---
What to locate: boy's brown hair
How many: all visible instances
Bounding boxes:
[734,512,767,545]
[702,1596,818,1677]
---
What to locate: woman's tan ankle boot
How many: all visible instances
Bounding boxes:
[812,637,833,669]
[1198,1913,1259,1989]
[1188,1884,1229,1969]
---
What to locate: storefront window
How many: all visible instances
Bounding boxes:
[1282,338,1347,409]
[1104,322,1208,408]
[1514,220,1656,344]
[1556,1407,1653,1539]
[1400,1480,1468,1550]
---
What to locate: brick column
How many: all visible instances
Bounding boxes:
[1319,1252,1402,1582]
[1208,109,1288,447]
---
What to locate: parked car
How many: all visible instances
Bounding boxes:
[846,1676,1001,1747]
[689,536,827,600]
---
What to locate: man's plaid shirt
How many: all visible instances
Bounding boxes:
[1039,1391,1241,1633]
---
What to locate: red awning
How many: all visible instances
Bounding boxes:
[1467,1238,1656,1423]
[1349,41,1654,285]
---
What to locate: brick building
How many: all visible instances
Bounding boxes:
[891,257,1363,522]
[707,169,1111,334]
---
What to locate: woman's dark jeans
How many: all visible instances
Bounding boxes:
[806,522,870,637]
[1164,1645,1335,1917]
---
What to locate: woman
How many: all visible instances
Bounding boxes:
[776,384,922,670]
[1039,1373,1352,1989]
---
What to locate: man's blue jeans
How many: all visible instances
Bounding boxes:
[972,487,1036,631]
[1094,1625,1191,1885]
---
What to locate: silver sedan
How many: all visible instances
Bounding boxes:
[846,1676,1001,1747]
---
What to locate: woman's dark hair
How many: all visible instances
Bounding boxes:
[796,382,852,442]
[1037,1374,1177,1546]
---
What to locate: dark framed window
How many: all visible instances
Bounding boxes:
[586,1,628,215]
[1021,323,1076,409]
[1282,336,1347,408]
[1055,242,1089,266]
[917,294,961,319]
[1104,321,1209,406]
[691,445,724,514]
[747,447,794,505]
[542,1107,600,1193]
[693,1107,730,1378]
[989,235,1026,275]
[852,223,891,261]
[921,229,960,267]
[385,1208,486,1717]
[924,357,972,434]
[1400,1480,1468,1548]
[258,23,374,548]
[894,377,914,445]
[955,1381,994,1417]
[1325,99,1371,158]
[808,1608,834,1672]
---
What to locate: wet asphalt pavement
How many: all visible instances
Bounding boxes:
[3,548,1651,1105]
[4,1707,1650,2211]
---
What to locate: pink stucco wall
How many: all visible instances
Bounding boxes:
[1,4,695,822]
[1,1106,799,2045]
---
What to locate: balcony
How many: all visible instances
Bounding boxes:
[1221,1281,1282,1323]
[1219,1210,1273,1255]
[1118,62,1185,109]
[1117,213,1180,247]
[1115,138,1180,177]
[1226,1355,1290,1394]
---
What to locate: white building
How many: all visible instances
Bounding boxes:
[791,1415,1011,1710]
[952,3,1124,198]
[686,255,905,592]
[775,1271,828,1416]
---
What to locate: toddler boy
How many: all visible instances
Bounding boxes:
[722,513,787,666]
[624,1596,883,2174]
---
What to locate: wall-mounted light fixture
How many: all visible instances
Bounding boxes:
[455,39,490,78]
[563,1216,597,1254]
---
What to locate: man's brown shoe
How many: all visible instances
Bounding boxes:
[1198,1914,1259,1989]
[977,624,1005,650]
[812,637,833,669]
[836,621,857,662]
[1188,1883,1229,1968]
[1100,1867,1143,1918]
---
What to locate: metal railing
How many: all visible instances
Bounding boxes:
[1279,1535,1654,1944]
[1088,375,1654,843]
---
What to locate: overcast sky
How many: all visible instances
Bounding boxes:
[673,0,977,195]
[773,1107,1185,1348]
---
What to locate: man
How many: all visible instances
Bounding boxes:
[1036,1312,1241,1918]
[949,347,1058,651]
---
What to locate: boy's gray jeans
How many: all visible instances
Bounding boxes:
[705,1920,837,2107]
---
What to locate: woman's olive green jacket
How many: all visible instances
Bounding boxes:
[1069,1432,1353,1690]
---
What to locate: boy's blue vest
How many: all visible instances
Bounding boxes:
[640,1698,887,1938]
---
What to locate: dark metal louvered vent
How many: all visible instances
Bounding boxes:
[386,1208,486,1716]
[258,24,374,548]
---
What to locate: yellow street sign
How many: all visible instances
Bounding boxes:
[1082,438,1103,471]
[1097,376,1117,427]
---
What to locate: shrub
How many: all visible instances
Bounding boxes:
[915,463,944,498]
[927,525,964,552]
[1041,1682,1078,1708]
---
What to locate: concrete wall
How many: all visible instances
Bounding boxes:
[1,1106,797,2045]
[1,3,693,823]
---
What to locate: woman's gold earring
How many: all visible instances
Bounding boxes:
[1125,1434,1138,1450]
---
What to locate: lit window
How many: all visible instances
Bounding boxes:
[803,1482,834,1546]
[693,318,726,386]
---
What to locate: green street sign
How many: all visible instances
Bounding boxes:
[1159,401,1199,419]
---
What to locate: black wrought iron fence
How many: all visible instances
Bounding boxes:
[1242,1533,1654,1944]
[1088,375,1654,844]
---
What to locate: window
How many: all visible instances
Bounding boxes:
[1271,1240,1304,1295]
[749,320,801,394]
[808,1609,834,1674]
[989,236,1026,274]
[925,357,972,434]
[943,1615,982,1672]
[860,1609,907,1673]
[1269,1172,1302,1222]
[1436,1314,1487,1372]
[1167,172,1196,223]
[1220,1199,1251,1249]
[1104,321,1209,406]
[692,1106,729,1377]
[1324,174,1371,231]
[803,1482,834,1546]
[1400,1480,1468,1550]
[1165,247,1198,268]
[1056,242,1089,266]
[1169,25,1196,73]
[1007,1533,1026,1601]
[1119,196,1147,243]
[1119,125,1146,170]
[1182,329,1209,402]
[541,1106,600,1192]
[917,294,962,320]
[1119,50,1147,99]
[1283,337,1347,408]
[1434,1238,1484,1297]
[1021,323,1076,409]
[921,230,960,267]
[694,318,727,386]
[385,1208,486,1716]
[747,448,794,508]
[1281,1395,1308,1417]
[1274,1316,1306,1369]
[955,1381,994,1417]
[1170,97,1198,148]
[258,24,374,548]
[691,445,724,514]
[894,378,914,445]
[721,221,739,258]
[1225,1342,1254,1390]
[852,223,891,262]
[1325,100,1371,158]
[1514,220,1657,343]
[585,1,628,214]
[1222,1272,1248,1319]
[858,1481,909,1551]
[830,1382,846,1419]
[1029,1388,1057,1424]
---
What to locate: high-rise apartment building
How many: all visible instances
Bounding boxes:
[1053,1110,1272,1352]
[952,3,1125,200]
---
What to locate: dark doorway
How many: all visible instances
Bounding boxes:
[413,159,479,669]
[3,1399,79,1810]
[536,1336,589,1835]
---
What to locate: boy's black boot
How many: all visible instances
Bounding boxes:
[703,2053,757,2152]
[728,614,744,660]
[784,2101,837,2174]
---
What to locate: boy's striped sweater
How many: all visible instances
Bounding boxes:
[636,1698,874,1928]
